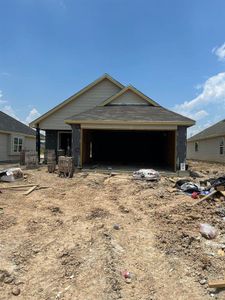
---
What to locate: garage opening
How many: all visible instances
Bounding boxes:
[82,129,176,171]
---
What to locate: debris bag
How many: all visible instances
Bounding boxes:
[133,169,160,181]
[210,176,225,188]
[201,176,225,190]
[180,182,202,194]
[175,179,191,189]
[199,223,217,239]
[0,168,23,182]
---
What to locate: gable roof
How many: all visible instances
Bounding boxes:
[188,119,225,142]
[65,106,195,126]
[100,85,160,107]
[30,74,124,127]
[0,111,36,137]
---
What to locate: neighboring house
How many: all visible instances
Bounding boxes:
[0,111,36,162]
[187,119,225,163]
[30,74,195,171]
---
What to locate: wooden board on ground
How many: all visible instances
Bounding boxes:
[23,185,38,196]
[208,280,225,288]
[0,184,37,189]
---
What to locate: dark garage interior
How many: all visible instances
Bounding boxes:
[82,129,176,171]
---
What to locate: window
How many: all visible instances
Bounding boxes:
[195,142,199,152]
[219,138,224,155]
[12,137,23,153]
[58,131,72,155]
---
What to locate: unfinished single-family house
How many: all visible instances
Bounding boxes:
[30,74,195,171]
[187,119,225,163]
[0,111,36,162]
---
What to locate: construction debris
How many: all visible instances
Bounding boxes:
[58,156,74,178]
[0,184,38,190]
[25,150,38,169]
[0,168,23,182]
[133,169,160,181]
[208,280,225,289]
[23,185,38,196]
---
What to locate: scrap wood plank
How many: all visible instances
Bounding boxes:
[36,186,50,190]
[192,190,217,206]
[208,280,225,288]
[23,185,38,196]
[0,184,37,190]
[219,190,225,197]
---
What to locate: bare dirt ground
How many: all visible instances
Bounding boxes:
[1,160,225,299]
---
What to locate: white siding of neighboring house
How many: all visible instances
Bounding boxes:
[0,132,36,162]
[39,79,121,130]
[187,136,225,163]
[109,90,150,105]
[0,132,8,161]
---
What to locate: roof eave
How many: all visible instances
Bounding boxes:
[0,129,36,138]
[188,133,225,142]
[65,119,195,126]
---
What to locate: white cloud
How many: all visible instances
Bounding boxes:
[0,89,41,125]
[212,43,225,61]
[173,72,225,138]
[174,72,225,113]
[25,108,41,124]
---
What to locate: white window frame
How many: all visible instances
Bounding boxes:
[219,138,224,155]
[11,135,24,155]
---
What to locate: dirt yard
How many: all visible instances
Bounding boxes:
[1,161,225,299]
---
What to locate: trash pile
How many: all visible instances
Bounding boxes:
[133,169,160,181]
[175,175,225,202]
[0,168,23,182]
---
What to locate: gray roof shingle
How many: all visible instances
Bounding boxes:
[188,119,225,142]
[65,106,195,125]
[0,111,36,136]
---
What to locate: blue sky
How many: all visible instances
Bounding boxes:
[1,0,225,136]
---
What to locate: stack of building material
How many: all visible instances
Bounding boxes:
[47,150,56,173]
[25,151,38,169]
[58,156,74,178]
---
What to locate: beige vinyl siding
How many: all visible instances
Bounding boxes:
[108,90,149,105]
[0,132,36,162]
[24,137,36,151]
[0,132,9,161]
[187,136,225,163]
[39,79,121,130]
